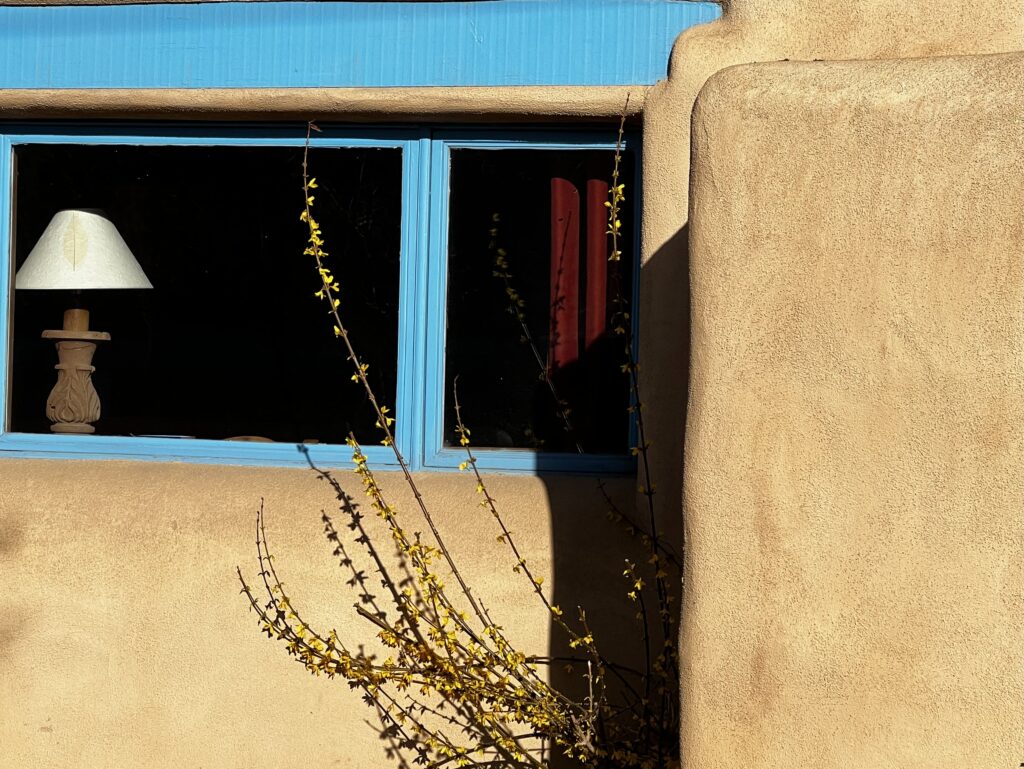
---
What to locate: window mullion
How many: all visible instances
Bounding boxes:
[421,136,452,469]
[0,134,12,435]
[393,133,433,472]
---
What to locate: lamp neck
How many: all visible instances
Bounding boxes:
[63,308,90,333]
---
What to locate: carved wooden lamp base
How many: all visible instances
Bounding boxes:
[41,308,110,434]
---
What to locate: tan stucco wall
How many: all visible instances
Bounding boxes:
[640,4,1024,766]
[684,51,1024,767]
[647,0,1024,260]
[0,459,639,767]
[638,0,1024,554]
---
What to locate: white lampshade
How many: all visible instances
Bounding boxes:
[15,209,153,290]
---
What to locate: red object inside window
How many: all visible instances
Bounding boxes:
[548,175,612,372]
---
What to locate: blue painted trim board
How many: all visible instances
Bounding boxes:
[0,1,721,89]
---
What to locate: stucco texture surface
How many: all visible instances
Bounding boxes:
[683,52,1024,767]
[0,460,639,767]
[637,2,1024,535]
[647,0,1024,259]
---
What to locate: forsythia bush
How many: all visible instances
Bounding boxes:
[239,115,680,768]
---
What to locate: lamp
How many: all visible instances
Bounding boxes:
[15,209,152,434]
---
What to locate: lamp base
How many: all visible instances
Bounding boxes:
[50,422,96,435]
[41,309,110,434]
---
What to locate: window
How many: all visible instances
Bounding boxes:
[0,125,637,473]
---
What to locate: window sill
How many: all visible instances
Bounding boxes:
[425,446,634,476]
[0,432,395,469]
[0,432,634,475]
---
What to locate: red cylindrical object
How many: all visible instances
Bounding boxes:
[550,177,580,370]
[585,178,609,349]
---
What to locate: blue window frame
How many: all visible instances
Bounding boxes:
[0,123,637,474]
[423,131,639,474]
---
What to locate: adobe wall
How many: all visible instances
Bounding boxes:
[638,3,1024,767]
[637,0,1024,521]
[684,51,1024,767]
[647,0,1024,262]
[0,458,639,767]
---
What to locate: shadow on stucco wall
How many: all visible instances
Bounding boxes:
[543,222,691,764]
[634,224,691,575]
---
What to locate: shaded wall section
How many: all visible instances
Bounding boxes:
[683,52,1024,767]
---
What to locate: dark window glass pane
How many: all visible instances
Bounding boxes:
[444,148,634,454]
[10,143,401,444]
